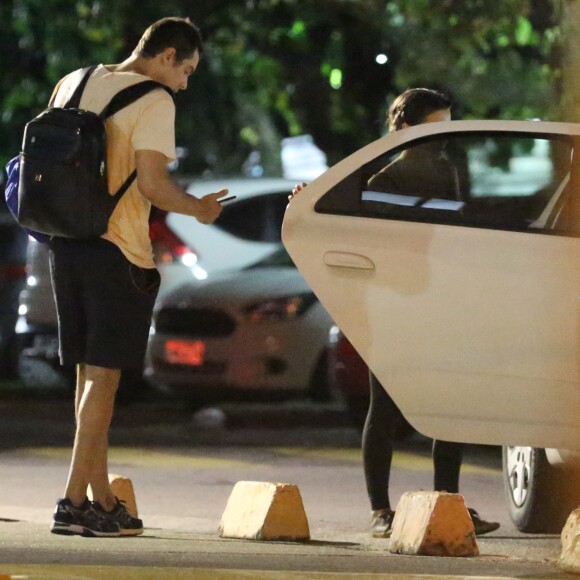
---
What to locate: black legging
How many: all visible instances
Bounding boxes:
[362,372,464,510]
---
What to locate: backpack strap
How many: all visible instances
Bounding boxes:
[64,65,98,109]
[99,80,174,120]
[48,75,67,107]
[99,81,174,203]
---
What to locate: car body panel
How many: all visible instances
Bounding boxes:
[282,120,580,452]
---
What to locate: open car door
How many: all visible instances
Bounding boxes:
[283,120,580,451]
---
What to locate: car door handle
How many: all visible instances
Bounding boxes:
[323,251,375,270]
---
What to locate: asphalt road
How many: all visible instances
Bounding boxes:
[0,386,571,579]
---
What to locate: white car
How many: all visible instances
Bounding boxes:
[16,177,297,387]
[145,245,334,403]
[175,177,298,281]
[282,119,580,533]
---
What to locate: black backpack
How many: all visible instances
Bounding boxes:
[16,65,173,239]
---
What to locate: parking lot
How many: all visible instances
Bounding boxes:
[0,384,571,579]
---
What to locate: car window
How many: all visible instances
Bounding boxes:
[315,131,576,236]
[215,192,289,242]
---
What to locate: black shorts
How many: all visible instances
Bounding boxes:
[48,237,160,370]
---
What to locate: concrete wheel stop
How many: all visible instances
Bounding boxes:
[87,473,139,517]
[560,506,580,575]
[389,490,479,557]
[218,481,310,541]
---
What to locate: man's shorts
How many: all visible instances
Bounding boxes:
[48,237,160,370]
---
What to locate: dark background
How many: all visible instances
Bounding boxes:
[1,0,578,181]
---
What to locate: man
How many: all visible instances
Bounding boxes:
[49,17,228,537]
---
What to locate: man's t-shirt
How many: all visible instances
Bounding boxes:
[52,65,176,268]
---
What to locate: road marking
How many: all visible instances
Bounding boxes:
[0,565,520,579]
[272,448,501,476]
[21,448,255,469]
[18,446,500,475]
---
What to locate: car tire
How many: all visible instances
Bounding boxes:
[344,395,369,431]
[0,332,20,379]
[503,445,580,533]
[117,369,152,405]
[309,351,332,402]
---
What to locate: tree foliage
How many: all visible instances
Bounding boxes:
[386,0,562,120]
[0,0,571,177]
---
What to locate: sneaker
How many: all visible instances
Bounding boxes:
[468,508,500,536]
[50,498,121,537]
[370,508,396,538]
[92,498,144,536]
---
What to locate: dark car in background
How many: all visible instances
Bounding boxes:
[327,325,415,439]
[327,325,369,429]
[0,196,27,379]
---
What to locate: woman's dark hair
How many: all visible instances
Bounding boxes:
[388,88,451,132]
[135,17,203,63]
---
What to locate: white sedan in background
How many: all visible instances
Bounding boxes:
[282,120,580,533]
[154,177,298,297]
[145,246,334,405]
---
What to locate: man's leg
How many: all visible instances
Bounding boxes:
[75,363,86,422]
[64,364,120,509]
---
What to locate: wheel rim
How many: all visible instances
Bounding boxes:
[505,446,532,507]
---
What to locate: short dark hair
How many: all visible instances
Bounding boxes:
[135,17,203,63]
[388,88,451,132]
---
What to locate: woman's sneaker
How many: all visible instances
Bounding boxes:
[468,507,500,536]
[370,508,396,538]
[92,498,144,536]
[50,498,121,537]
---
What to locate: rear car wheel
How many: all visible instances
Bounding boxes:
[503,446,580,533]
[309,351,332,402]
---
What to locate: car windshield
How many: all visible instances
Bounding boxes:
[246,245,295,269]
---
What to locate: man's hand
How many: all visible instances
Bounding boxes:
[195,190,229,224]
[136,150,229,223]
[288,182,308,201]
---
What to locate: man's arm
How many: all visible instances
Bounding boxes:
[136,149,227,224]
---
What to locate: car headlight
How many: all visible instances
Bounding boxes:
[244,293,317,323]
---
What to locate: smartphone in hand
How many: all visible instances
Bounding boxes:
[218,195,237,205]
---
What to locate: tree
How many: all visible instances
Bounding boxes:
[559,0,580,121]
[382,0,560,120]
[0,0,574,178]
[1,0,135,168]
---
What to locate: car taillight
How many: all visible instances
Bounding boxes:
[149,210,198,266]
[0,264,26,281]
[337,333,358,358]
[335,331,369,396]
